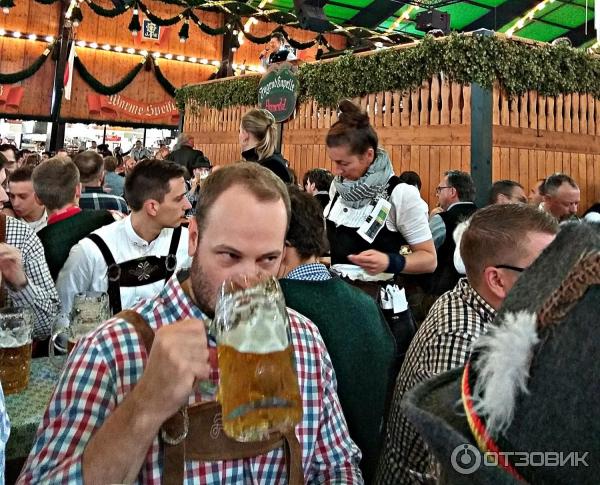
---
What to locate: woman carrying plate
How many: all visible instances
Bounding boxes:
[324,100,436,369]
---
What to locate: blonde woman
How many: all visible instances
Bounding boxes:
[239,108,291,183]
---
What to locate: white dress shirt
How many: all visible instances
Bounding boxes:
[56,216,191,316]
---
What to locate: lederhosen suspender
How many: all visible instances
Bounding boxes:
[117,309,304,485]
[87,227,182,314]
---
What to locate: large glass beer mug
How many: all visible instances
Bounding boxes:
[50,292,110,358]
[0,308,33,394]
[213,275,302,442]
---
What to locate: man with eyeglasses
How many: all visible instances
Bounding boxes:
[376,204,558,485]
[426,170,477,297]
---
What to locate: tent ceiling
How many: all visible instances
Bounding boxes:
[247,0,597,47]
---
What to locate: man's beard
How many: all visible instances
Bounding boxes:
[189,259,216,319]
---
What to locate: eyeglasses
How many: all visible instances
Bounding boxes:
[435,186,452,193]
[494,264,525,273]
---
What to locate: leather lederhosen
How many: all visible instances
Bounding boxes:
[87,227,182,315]
[117,309,303,485]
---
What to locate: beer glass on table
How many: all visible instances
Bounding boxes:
[50,292,110,360]
[212,275,302,442]
[0,307,34,395]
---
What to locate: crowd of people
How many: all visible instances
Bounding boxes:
[0,99,597,484]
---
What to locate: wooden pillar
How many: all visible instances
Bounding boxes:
[49,1,70,151]
[470,30,493,208]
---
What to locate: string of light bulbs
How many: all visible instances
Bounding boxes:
[386,5,418,34]
[73,38,261,72]
[506,0,556,38]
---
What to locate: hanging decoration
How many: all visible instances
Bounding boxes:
[1,0,15,14]
[85,0,128,18]
[72,50,182,97]
[69,0,413,54]
[0,43,55,84]
[128,8,142,36]
[74,54,145,95]
[177,32,600,111]
[151,57,176,96]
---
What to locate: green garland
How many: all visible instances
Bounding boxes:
[176,75,260,111]
[74,56,144,95]
[176,33,600,110]
[86,0,127,17]
[0,46,53,84]
[152,58,176,97]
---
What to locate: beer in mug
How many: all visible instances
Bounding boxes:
[0,308,33,394]
[213,276,302,442]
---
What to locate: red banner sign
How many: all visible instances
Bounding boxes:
[87,93,179,124]
[0,85,24,113]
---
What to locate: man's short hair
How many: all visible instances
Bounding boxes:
[445,170,475,202]
[124,159,186,211]
[104,156,119,172]
[74,150,104,184]
[32,158,80,210]
[398,171,422,191]
[195,163,291,241]
[0,152,7,170]
[302,168,333,192]
[8,165,34,184]
[286,186,328,259]
[488,179,524,205]
[543,173,578,195]
[271,32,285,44]
[0,144,17,159]
[461,204,558,287]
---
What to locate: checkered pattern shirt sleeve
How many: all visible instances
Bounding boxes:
[79,193,129,214]
[375,279,495,484]
[18,275,363,484]
[5,217,59,340]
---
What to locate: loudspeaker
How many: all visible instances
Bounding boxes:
[415,10,450,34]
[293,0,331,33]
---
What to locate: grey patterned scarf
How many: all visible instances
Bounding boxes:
[333,148,394,209]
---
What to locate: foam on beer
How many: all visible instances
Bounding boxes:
[217,298,288,354]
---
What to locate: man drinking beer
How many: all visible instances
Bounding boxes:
[19,164,363,483]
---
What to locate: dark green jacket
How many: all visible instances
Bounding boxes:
[37,210,116,281]
[279,276,395,483]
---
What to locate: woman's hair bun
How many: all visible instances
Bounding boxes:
[337,99,370,129]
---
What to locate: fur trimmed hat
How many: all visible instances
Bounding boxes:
[402,222,600,484]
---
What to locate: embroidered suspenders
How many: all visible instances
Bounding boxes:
[117,309,304,485]
[87,226,182,314]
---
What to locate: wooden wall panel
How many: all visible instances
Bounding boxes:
[186,77,600,213]
[61,48,214,122]
[0,1,60,117]
[77,1,222,64]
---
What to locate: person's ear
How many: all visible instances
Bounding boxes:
[75,183,82,199]
[33,193,43,207]
[144,199,159,217]
[483,266,510,301]
[187,217,199,257]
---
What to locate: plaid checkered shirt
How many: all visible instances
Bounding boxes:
[4,216,59,340]
[18,272,363,484]
[79,187,129,214]
[286,263,332,282]
[375,278,496,484]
